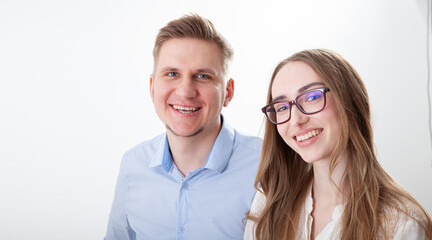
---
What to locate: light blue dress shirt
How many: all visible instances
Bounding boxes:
[105,119,262,240]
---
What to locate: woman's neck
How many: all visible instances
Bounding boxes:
[312,156,347,206]
[309,156,348,239]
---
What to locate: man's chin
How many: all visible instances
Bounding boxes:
[166,125,203,138]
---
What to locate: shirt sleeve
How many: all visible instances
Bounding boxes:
[243,219,257,240]
[394,217,428,240]
[104,156,136,240]
[243,191,265,240]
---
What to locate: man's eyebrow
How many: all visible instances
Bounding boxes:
[271,82,325,102]
[157,67,218,76]
[196,68,216,73]
[158,67,178,73]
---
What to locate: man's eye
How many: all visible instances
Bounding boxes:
[197,74,210,79]
[167,72,178,77]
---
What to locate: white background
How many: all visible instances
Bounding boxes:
[1,0,431,239]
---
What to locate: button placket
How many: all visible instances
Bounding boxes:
[177,179,190,239]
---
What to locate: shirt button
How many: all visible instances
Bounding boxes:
[183,183,189,189]
[179,227,185,233]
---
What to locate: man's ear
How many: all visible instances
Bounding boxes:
[223,78,234,107]
[149,74,154,102]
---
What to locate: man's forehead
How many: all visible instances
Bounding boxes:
[154,38,225,74]
[158,38,222,59]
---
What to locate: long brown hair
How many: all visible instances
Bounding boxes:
[251,49,432,239]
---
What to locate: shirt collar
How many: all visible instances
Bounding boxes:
[202,116,234,173]
[149,115,235,174]
[148,134,170,170]
[161,136,173,172]
[305,186,314,214]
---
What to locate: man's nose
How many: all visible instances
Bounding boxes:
[176,77,197,98]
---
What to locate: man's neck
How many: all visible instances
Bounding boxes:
[167,121,222,177]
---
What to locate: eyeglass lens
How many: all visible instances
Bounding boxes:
[266,89,325,124]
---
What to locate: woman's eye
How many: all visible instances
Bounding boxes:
[307,95,317,101]
[305,93,322,102]
[277,105,288,112]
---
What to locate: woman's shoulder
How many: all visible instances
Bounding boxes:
[244,189,267,240]
[380,199,430,239]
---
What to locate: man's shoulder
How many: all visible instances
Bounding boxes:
[232,128,263,151]
[122,133,166,159]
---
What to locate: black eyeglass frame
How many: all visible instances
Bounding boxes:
[261,87,331,125]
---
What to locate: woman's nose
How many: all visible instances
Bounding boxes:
[289,105,308,125]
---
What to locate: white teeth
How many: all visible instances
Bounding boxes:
[296,130,321,142]
[172,105,199,113]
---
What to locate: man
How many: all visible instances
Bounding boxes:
[105,14,261,240]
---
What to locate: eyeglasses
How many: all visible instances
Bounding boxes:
[262,87,330,125]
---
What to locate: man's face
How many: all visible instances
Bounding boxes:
[150,38,233,138]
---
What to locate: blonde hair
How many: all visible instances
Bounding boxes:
[152,13,233,75]
[251,49,432,239]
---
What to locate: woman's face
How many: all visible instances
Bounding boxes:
[271,61,341,164]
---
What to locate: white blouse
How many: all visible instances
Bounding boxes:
[244,189,428,240]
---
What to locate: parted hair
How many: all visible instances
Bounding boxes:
[153,13,233,75]
[250,49,432,239]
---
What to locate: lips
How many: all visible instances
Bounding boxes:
[171,104,200,114]
[294,129,322,142]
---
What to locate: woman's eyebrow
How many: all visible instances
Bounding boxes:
[271,82,325,102]
[297,82,325,93]
[271,95,287,103]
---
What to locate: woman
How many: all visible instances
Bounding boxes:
[245,49,432,239]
